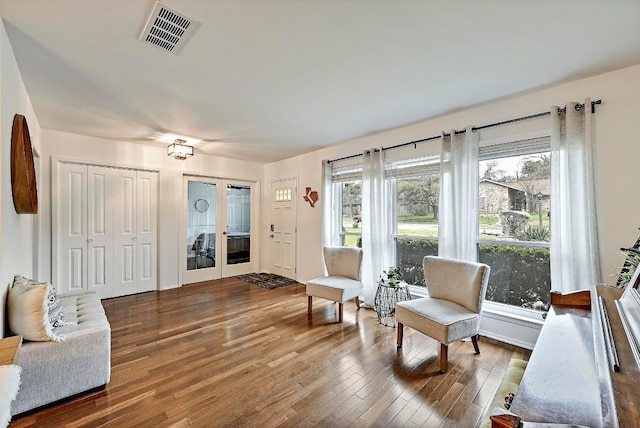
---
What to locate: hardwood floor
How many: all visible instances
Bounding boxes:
[11,277,529,428]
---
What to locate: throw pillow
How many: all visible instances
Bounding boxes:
[0,364,21,428]
[8,276,63,342]
[47,286,65,327]
[13,275,69,328]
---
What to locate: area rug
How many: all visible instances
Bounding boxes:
[237,273,299,290]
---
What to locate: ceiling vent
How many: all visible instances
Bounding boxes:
[140,2,198,54]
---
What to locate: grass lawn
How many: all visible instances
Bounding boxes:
[341,210,550,246]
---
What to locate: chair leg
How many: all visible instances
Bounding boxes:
[440,343,448,373]
[472,334,480,354]
[307,296,312,314]
[355,296,360,309]
[397,322,404,347]
[338,303,343,323]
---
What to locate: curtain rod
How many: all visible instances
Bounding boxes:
[328,99,602,164]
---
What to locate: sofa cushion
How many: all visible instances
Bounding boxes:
[306,276,363,302]
[8,276,63,342]
[0,364,21,427]
[396,297,479,344]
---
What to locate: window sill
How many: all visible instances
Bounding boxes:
[482,301,545,327]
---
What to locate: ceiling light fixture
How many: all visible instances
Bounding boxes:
[167,138,194,160]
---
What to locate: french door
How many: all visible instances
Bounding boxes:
[181,176,258,284]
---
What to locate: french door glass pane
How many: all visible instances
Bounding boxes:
[227,184,251,265]
[187,181,216,271]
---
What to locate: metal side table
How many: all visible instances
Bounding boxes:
[374,282,412,327]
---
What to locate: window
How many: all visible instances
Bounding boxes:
[478,137,551,311]
[388,156,440,287]
[331,165,362,248]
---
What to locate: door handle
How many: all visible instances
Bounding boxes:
[222,231,227,235]
[87,238,93,243]
[132,236,137,241]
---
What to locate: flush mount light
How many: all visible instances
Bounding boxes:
[167,138,194,160]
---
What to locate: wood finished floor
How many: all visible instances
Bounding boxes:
[11,277,529,428]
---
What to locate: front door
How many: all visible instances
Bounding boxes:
[269,178,297,279]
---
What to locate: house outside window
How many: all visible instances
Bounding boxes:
[478,136,551,311]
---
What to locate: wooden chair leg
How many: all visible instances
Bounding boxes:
[440,343,448,373]
[472,334,480,354]
[397,322,404,347]
[355,296,360,309]
[307,296,312,314]
[338,303,343,323]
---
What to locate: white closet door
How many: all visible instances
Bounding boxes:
[136,171,158,293]
[87,166,115,299]
[58,163,88,294]
[113,169,138,296]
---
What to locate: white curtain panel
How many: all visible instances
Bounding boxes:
[361,149,391,307]
[550,98,601,291]
[438,126,479,261]
[321,160,334,248]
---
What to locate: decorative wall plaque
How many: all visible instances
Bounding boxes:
[11,114,38,214]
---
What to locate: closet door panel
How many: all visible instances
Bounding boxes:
[87,166,114,299]
[113,169,138,296]
[136,171,158,293]
[58,163,87,294]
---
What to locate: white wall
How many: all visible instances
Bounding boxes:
[40,130,264,291]
[265,63,640,290]
[0,20,41,336]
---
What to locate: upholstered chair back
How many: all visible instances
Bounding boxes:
[323,247,363,281]
[423,256,490,314]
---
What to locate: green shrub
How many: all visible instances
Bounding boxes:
[516,225,550,242]
[479,243,551,311]
[500,210,531,236]
[395,239,438,287]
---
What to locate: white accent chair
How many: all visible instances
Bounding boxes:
[306,246,364,323]
[396,256,490,373]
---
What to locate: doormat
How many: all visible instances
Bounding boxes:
[237,273,299,290]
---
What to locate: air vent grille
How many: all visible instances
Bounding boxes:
[140,2,198,54]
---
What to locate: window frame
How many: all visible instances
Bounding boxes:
[386,155,441,287]
[477,133,552,312]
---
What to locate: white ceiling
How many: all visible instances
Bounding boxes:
[1,1,639,163]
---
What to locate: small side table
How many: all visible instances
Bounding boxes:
[0,335,22,365]
[374,282,412,327]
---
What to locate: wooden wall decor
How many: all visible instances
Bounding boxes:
[303,187,318,208]
[11,114,38,214]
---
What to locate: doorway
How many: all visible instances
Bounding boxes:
[181,176,258,284]
[269,178,297,280]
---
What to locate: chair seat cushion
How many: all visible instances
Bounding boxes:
[396,297,479,345]
[306,276,363,303]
